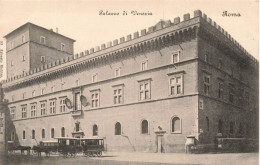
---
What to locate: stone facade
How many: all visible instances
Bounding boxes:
[4,23,75,78]
[1,10,258,153]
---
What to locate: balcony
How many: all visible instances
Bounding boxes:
[71,110,83,117]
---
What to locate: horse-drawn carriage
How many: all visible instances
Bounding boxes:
[55,137,82,158]
[18,137,105,158]
[32,140,59,157]
[80,137,105,157]
[8,141,31,155]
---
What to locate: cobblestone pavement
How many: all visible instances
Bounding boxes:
[2,151,259,165]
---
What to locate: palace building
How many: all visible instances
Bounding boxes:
[1,10,258,152]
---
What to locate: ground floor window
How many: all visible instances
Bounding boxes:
[115,122,121,135]
[32,130,35,139]
[141,120,148,134]
[61,127,65,137]
[23,130,26,139]
[218,120,223,133]
[42,129,45,138]
[171,116,181,133]
[93,124,98,136]
[239,123,244,135]
[229,121,234,134]
[10,131,15,141]
[206,117,209,131]
[51,128,55,138]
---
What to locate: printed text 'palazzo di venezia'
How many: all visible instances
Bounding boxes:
[0,10,258,152]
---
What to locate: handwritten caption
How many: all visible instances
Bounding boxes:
[99,10,153,16]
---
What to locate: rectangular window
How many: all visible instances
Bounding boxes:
[22,55,25,61]
[75,79,80,86]
[204,54,209,62]
[92,74,98,83]
[41,56,46,63]
[51,86,55,92]
[61,43,65,51]
[203,74,210,95]
[10,107,16,119]
[218,83,224,99]
[41,88,45,95]
[115,68,121,77]
[21,105,27,119]
[141,61,148,71]
[40,36,45,44]
[11,95,15,102]
[244,91,249,106]
[30,103,37,117]
[11,60,13,66]
[10,41,14,49]
[61,82,65,90]
[59,97,67,113]
[74,92,81,110]
[229,86,234,103]
[50,99,56,114]
[22,35,25,43]
[91,90,100,108]
[113,85,124,104]
[11,131,15,141]
[139,80,151,100]
[172,51,180,64]
[32,90,35,97]
[169,75,183,95]
[40,101,47,116]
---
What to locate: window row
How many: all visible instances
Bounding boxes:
[17,117,182,140]
[21,127,66,140]
[85,118,180,136]
[203,73,250,104]
[205,117,250,136]
[10,97,67,119]
[40,36,66,51]
[10,50,181,95]
[10,75,184,119]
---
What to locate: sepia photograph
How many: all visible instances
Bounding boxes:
[0,0,259,164]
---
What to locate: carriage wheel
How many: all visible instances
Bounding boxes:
[70,152,76,158]
[97,151,102,157]
[89,151,93,157]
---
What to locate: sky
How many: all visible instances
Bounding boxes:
[0,0,259,79]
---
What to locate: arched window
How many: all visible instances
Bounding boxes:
[172,117,181,133]
[61,127,65,137]
[51,128,55,138]
[23,130,26,139]
[229,121,234,134]
[115,122,121,135]
[206,117,209,131]
[42,129,45,138]
[93,124,98,136]
[218,120,223,133]
[141,120,148,134]
[32,130,35,139]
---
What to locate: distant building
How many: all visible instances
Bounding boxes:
[4,23,75,78]
[0,65,3,79]
[1,10,259,152]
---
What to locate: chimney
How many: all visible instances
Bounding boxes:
[56,27,59,33]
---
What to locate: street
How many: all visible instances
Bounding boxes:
[2,151,259,165]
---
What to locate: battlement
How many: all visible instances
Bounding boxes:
[3,10,258,84]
